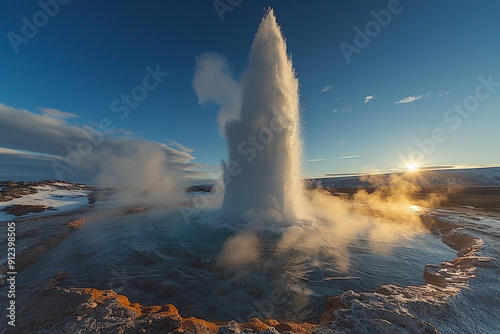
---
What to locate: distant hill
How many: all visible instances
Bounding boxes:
[309,166,500,189]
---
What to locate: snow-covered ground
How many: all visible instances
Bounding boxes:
[0,184,91,221]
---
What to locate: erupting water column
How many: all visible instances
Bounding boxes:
[222,9,304,223]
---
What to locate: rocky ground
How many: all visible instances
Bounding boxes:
[0,180,92,202]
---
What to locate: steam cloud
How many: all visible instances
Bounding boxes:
[193,52,242,137]
[217,231,261,268]
[0,103,207,206]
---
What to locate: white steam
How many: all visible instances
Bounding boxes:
[217,231,261,268]
[193,52,242,137]
[94,139,190,207]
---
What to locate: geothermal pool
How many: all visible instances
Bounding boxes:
[18,207,456,322]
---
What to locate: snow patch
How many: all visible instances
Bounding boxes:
[0,185,91,221]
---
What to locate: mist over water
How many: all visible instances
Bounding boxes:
[222,10,304,223]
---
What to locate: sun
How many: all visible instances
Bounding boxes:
[406,163,419,172]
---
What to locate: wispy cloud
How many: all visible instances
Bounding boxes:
[40,107,79,119]
[395,95,425,104]
[339,155,359,159]
[321,85,333,92]
[169,140,194,153]
[308,158,326,162]
[364,95,376,104]
[0,147,63,161]
[438,91,450,97]
[332,105,351,113]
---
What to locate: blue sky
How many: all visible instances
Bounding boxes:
[1,0,499,183]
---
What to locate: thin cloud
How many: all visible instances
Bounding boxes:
[321,85,333,92]
[169,140,194,153]
[40,107,79,119]
[308,158,326,162]
[395,95,425,104]
[339,155,360,159]
[364,95,376,104]
[0,147,63,161]
[439,91,450,97]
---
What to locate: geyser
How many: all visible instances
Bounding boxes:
[222,9,304,223]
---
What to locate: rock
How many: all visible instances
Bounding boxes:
[441,228,478,253]
[331,288,441,334]
[263,319,280,327]
[54,271,68,281]
[0,181,38,202]
[243,318,269,332]
[423,264,447,287]
[66,218,86,229]
[48,271,69,288]
[375,284,402,296]
[320,296,344,325]
[218,320,242,334]
[453,256,498,268]
[1,204,46,216]
[275,323,292,332]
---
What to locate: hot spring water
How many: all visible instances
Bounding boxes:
[17,209,456,321]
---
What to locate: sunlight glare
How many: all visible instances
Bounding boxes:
[406,163,419,172]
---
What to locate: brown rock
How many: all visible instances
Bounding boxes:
[66,217,86,229]
[423,264,447,287]
[375,284,402,296]
[182,317,219,333]
[241,317,269,331]
[263,319,280,327]
[320,296,345,325]
[453,256,497,268]
[275,323,292,332]
[1,204,46,216]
